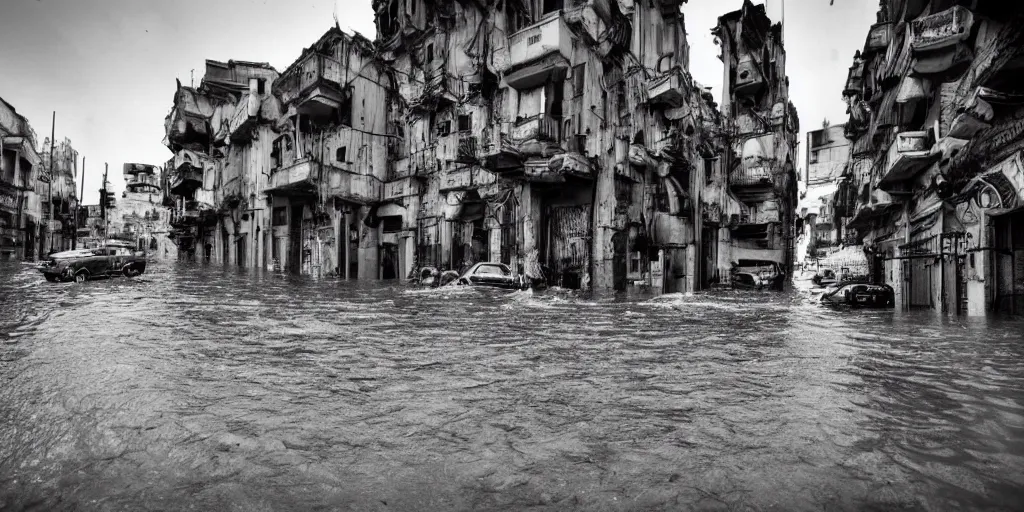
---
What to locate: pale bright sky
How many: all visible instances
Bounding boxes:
[0,0,876,204]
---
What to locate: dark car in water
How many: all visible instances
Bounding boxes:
[38,245,147,283]
[730,260,785,291]
[820,282,895,308]
[455,262,528,290]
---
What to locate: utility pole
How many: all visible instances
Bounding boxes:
[103,163,109,243]
[75,157,85,250]
[47,111,55,255]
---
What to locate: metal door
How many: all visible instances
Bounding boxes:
[548,204,591,289]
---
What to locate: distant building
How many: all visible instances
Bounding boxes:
[805,123,849,186]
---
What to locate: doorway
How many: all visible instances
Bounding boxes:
[236,233,247,268]
[700,225,718,289]
[381,243,399,279]
[289,205,303,274]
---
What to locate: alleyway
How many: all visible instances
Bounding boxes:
[1,261,1023,511]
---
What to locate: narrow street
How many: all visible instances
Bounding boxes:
[2,260,1023,511]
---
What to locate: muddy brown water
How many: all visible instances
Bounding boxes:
[2,260,1023,511]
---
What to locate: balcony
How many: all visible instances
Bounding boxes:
[948,87,995,139]
[733,53,765,96]
[864,22,893,54]
[266,158,382,204]
[126,173,161,193]
[228,92,261,143]
[504,14,572,90]
[730,133,779,190]
[274,53,349,115]
[877,131,938,193]
[647,69,687,108]
[910,6,974,53]
[382,176,421,201]
[439,167,496,192]
[512,115,561,144]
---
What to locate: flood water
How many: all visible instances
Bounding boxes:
[1,260,1024,511]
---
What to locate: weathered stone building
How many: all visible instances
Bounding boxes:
[0,97,43,261]
[161,0,800,292]
[38,137,79,255]
[713,1,800,286]
[840,0,1024,315]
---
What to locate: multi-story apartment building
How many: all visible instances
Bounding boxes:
[0,97,43,261]
[161,0,799,292]
[38,137,79,255]
[842,1,1024,315]
[267,29,390,278]
[713,1,801,283]
[164,59,280,265]
[798,123,851,260]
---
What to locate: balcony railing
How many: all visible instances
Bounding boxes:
[228,92,261,142]
[267,158,381,204]
[878,131,936,192]
[507,13,572,71]
[440,167,496,192]
[511,115,561,144]
[865,22,893,53]
[274,53,347,107]
[911,5,974,52]
[383,177,421,201]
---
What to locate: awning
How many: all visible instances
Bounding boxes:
[896,75,928,104]
[503,55,570,90]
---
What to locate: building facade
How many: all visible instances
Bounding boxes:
[841,0,1024,315]
[713,1,801,283]
[0,97,42,261]
[108,164,177,259]
[38,137,79,256]
[160,0,799,292]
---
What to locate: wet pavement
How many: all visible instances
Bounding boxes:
[1,260,1024,511]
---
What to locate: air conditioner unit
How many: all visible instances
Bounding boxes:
[734,54,765,95]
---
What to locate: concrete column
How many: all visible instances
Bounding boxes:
[592,162,616,291]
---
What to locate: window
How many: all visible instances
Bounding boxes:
[527,34,541,45]
[704,158,714,185]
[426,43,433,63]
[272,207,287,226]
[810,150,819,164]
[630,252,641,274]
[381,216,403,233]
[336,147,347,163]
[437,120,451,137]
[573,64,585,97]
[257,79,266,95]
[475,264,510,276]
[458,114,471,132]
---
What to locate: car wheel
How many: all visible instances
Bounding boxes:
[123,265,140,277]
[74,271,88,284]
[44,274,57,282]
[457,277,470,286]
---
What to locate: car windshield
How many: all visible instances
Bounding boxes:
[474,264,509,276]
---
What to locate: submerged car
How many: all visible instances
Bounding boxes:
[455,262,528,290]
[38,245,147,283]
[820,282,895,308]
[730,261,785,291]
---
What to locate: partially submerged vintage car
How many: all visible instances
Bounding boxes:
[820,283,895,308]
[455,262,529,290]
[38,244,147,283]
[730,261,785,291]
